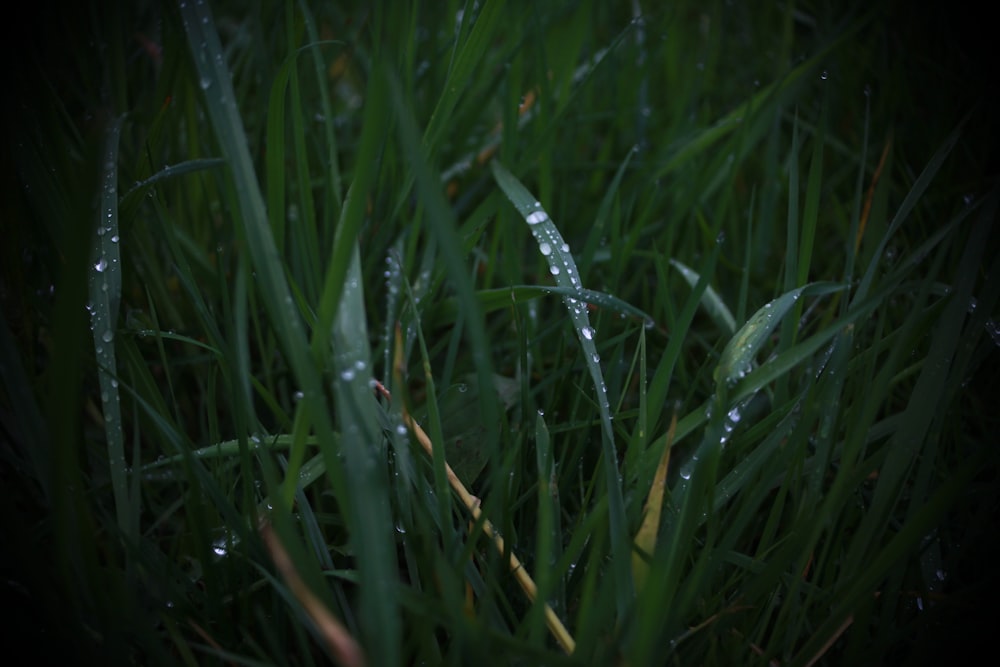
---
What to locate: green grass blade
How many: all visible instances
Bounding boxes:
[89,113,133,539]
[714,282,843,386]
[668,258,736,336]
[490,159,634,616]
[427,284,653,327]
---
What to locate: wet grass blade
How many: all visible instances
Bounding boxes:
[88,114,133,539]
[491,159,634,616]
[714,282,844,386]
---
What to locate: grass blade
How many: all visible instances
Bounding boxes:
[88,114,133,538]
[491,159,634,617]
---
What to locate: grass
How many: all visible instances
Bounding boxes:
[3,1,998,665]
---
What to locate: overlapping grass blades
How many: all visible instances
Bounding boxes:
[179,1,398,662]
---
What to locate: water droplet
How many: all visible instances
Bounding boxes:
[199,77,212,90]
[727,406,742,423]
[457,383,469,393]
[549,265,560,275]
[395,424,408,436]
[340,368,356,381]
[94,258,107,272]
[102,329,114,343]
[820,70,828,80]
[526,210,548,225]
[539,242,552,256]
[561,243,569,253]
[293,390,304,401]
[581,326,594,340]
[591,352,600,363]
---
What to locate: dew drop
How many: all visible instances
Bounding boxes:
[340,368,356,381]
[94,258,107,272]
[526,210,548,225]
[727,406,742,424]
[102,329,114,343]
[581,326,594,340]
[549,265,560,276]
[539,242,552,256]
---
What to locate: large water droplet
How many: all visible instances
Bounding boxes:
[94,258,107,272]
[526,210,548,225]
[581,326,595,340]
[539,242,552,256]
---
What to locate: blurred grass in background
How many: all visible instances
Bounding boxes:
[2,1,997,665]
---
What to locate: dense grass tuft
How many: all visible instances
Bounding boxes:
[3,1,998,665]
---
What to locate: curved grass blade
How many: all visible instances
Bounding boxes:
[714,282,844,386]
[669,258,736,336]
[427,284,653,327]
[118,158,224,214]
[491,159,634,615]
